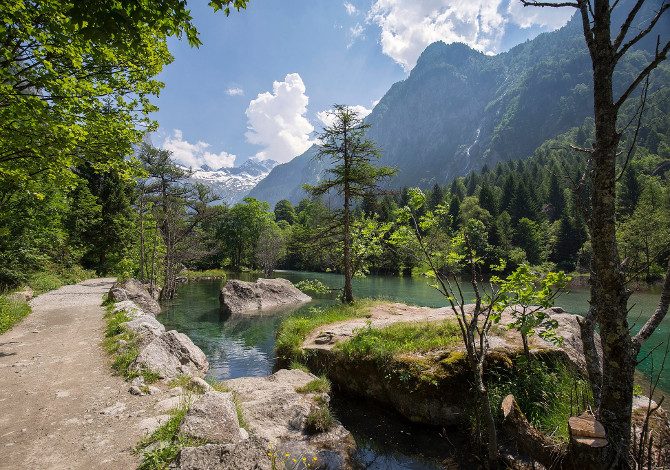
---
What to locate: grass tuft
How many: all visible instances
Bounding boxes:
[296,376,331,394]
[0,295,31,334]
[304,402,334,434]
[337,320,461,363]
[275,300,381,364]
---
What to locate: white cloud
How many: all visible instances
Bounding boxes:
[506,1,573,29]
[226,87,244,96]
[344,2,358,16]
[316,105,373,128]
[245,73,315,163]
[162,129,236,169]
[348,23,366,48]
[368,0,573,71]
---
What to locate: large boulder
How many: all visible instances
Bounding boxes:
[109,279,161,316]
[123,314,165,347]
[131,330,208,379]
[219,278,311,315]
[180,391,245,444]
[177,437,270,470]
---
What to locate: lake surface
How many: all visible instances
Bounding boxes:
[160,270,668,468]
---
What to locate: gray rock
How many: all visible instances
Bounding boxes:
[138,415,170,435]
[180,391,243,444]
[219,278,311,315]
[131,330,209,380]
[112,300,143,318]
[188,376,213,394]
[123,314,165,347]
[8,288,33,303]
[129,385,145,396]
[223,369,355,468]
[109,279,161,316]
[177,438,270,470]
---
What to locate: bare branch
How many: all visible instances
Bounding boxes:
[633,259,670,349]
[616,74,650,182]
[613,0,647,51]
[615,2,670,61]
[615,36,670,110]
[520,0,579,7]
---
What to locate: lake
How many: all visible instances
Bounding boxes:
[159,270,668,469]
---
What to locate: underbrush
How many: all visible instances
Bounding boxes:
[336,320,461,363]
[296,376,331,394]
[180,269,228,280]
[103,304,159,383]
[29,265,95,295]
[487,356,591,442]
[0,295,31,334]
[275,300,381,364]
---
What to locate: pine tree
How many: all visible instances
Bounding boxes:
[305,105,396,303]
[428,183,445,209]
[478,181,499,218]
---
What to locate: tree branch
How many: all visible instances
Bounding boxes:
[615,2,670,62]
[633,258,670,349]
[520,0,579,7]
[613,0,647,52]
[615,36,670,110]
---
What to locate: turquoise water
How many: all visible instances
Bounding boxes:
[159,271,668,468]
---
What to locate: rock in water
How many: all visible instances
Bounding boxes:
[131,330,209,379]
[219,278,311,315]
[109,279,161,316]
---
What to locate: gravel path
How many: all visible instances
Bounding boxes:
[0,279,162,469]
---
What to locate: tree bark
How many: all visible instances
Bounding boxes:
[589,4,634,463]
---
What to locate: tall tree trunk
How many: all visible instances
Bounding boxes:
[590,7,634,463]
[342,125,354,303]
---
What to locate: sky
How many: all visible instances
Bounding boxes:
[153,0,575,169]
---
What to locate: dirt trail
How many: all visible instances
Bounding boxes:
[0,279,163,470]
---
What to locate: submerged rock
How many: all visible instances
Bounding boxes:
[109,279,161,316]
[219,278,311,315]
[131,330,209,379]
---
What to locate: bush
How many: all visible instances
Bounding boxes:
[0,295,31,334]
[304,401,334,434]
[296,376,331,394]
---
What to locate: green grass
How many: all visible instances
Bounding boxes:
[296,376,331,394]
[0,295,31,334]
[136,402,206,470]
[304,399,334,434]
[487,356,591,442]
[336,320,462,363]
[103,304,159,383]
[28,266,95,295]
[180,269,228,280]
[275,300,381,364]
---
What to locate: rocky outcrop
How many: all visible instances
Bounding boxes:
[180,391,246,444]
[109,279,161,316]
[175,369,356,469]
[219,278,311,315]
[131,330,209,380]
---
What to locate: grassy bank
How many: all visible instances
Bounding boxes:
[275,299,382,364]
[102,303,160,383]
[0,295,31,334]
[179,269,228,281]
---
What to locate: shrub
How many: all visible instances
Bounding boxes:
[0,295,31,334]
[304,402,334,434]
[296,376,331,394]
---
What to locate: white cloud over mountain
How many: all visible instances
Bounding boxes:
[316,105,372,129]
[245,73,315,163]
[162,129,236,169]
[368,0,573,71]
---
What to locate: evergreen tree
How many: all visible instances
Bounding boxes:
[428,183,445,210]
[546,172,565,221]
[618,165,641,217]
[305,105,396,303]
[478,181,499,217]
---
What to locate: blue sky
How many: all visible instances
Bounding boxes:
[153,0,574,169]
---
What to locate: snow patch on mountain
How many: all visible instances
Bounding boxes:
[184,158,278,205]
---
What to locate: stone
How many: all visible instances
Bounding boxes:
[123,314,165,346]
[180,391,243,444]
[219,278,311,315]
[112,300,143,318]
[129,385,145,396]
[569,412,607,448]
[188,376,213,394]
[131,330,209,380]
[7,288,33,303]
[154,396,183,413]
[177,438,270,470]
[223,369,355,468]
[109,279,161,316]
[138,415,170,435]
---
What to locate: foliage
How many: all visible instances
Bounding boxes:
[0,295,31,334]
[487,357,591,442]
[492,264,570,359]
[294,279,331,295]
[275,301,380,364]
[256,223,287,276]
[304,400,335,434]
[296,376,331,394]
[337,321,461,363]
[180,269,228,280]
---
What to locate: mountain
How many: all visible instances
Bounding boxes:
[186,158,277,205]
[250,1,669,207]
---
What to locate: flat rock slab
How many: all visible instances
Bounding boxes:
[219,278,311,315]
[0,279,166,469]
